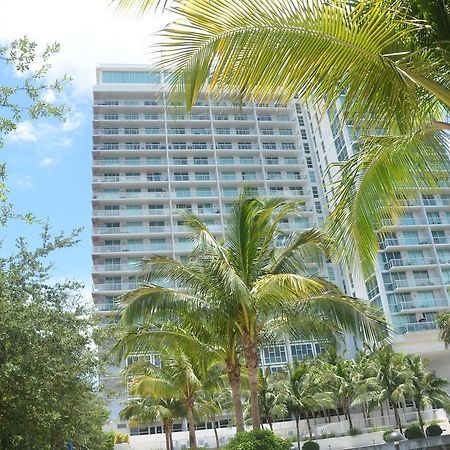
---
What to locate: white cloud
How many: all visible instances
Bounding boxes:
[0,0,170,94]
[39,157,58,167]
[8,122,38,142]
[12,175,32,189]
[62,111,84,132]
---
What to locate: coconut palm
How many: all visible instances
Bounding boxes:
[122,343,223,450]
[371,345,413,433]
[120,197,386,430]
[254,368,287,430]
[120,397,185,450]
[197,388,232,449]
[279,359,333,447]
[405,354,450,430]
[436,312,450,348]
[114,0,450,275]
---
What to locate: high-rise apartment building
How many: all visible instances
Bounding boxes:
[308,98,450,382]
[91,65,346,424]
[92,66,450,434]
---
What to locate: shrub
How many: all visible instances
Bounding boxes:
[426,424,443,437]
[114,432,129,444]
[302,441,320,450]
[225,429,290,450]
[404,424,425,440]
[383,430,394,442]
[349,427,361,436]
[102,431,115,450]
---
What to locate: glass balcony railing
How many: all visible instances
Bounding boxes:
[392,298,448,312]
[93,282,138,292]
[393,277,442,290]
[93,244,170,253]
[380,238,431,249]
[400,321,437,334]
[93,264,139,272]
[384,257,437,270]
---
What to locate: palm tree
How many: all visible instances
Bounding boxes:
[405,354,450,430]
[120,197,386,430]
[114,0,450,275]
[197,389,232,449]
[279,359,333,448]
[254,368,286,430]
[120,397,185,450]
[436,312,450,347]
[372,345,412,433]
[122,343,223,450]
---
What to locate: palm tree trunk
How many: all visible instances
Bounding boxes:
[268,418,273,431]
[242,335,261,430]
[417,406,424,431]
[186,399,197,450]
[344,400,353,430]
[226,360,245,432]
[392,402,403,433]
[163,420,171,450]
[213,419,220,449]
[169,430,174,450]
[295,415,301,450]
[306,414,313,439]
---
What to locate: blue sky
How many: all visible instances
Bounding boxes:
[0,0,169,294]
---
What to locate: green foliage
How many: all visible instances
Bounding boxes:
[102,431,115,450]
[426,424,443,437]
[0,222,109,450]
[302,441,320,450]
[349,427,361,436]
[225,430,291,450]
[404,424,425,440]
[383,430,394,442]
[114,432,130,444]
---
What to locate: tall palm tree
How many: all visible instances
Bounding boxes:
[119,397,185,450]
[279,359,333,447]
[120,197,386,430]
[122,343,223,450]
[254,368,286,430]
[405,354,450,430]
[372,345,412,433]
[114,0,450,275]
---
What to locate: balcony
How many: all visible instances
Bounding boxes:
[93,244,171,254]
[380,218,428,228]
[393,277,442,290]
[380,238,432,249]
[93,264,139,272]
[93,282,138,292]
[93,226,172,235]
[384,257,437,270]
[401,322,437,334]
[393,298,448,313]
[93,144,167,152]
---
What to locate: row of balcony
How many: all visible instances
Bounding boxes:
[93,100,289,108]
[381,238,450,249]
[93,114,295,122]
[92,203,316,217]
[93,174,307,184]
[381,217,450,227]
[92,221,311,236]
[93,159,303,167]
[93,129,298,137]
[384,257,437,270]
[93,143,302,151]
[92,243,192,254]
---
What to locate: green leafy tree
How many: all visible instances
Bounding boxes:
[0,222,109,450]
[120,397,185,450]
[120,197,386,430]
[0,37,69,200]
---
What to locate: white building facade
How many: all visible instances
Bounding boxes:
[92,65,347,429]
[92,66,450,439]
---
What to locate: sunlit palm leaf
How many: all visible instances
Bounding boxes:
[160,0,450,131]
[327,127,450,276]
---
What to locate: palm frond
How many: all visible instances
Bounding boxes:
[327,127,450,276]
[160,0,449,131]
